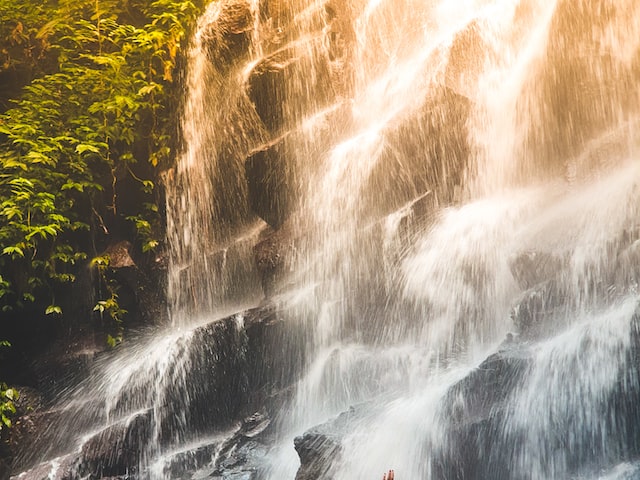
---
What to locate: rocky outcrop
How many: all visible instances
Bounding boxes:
[201,0,254,67]
[245,138,298,229]
[433,342,530,480]
[253,227,290,297]
[364,86,471,219]
[294,407,365,480]
[247,42,335,135]
[528,0,640,177]
[101,240,169,328]
[76,411,151,478]
[151,411,271,480]
[508,251,563,290]
[10,303,303,479]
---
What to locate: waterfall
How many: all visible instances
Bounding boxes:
[13,0,640,479]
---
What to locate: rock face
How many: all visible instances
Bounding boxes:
[201,0,254,67]
[245,139,298,229]
[247,44,334,135]
[76,411,152,478]
[362,86,471,220]
[294,407,364,480]
[432,344,531,480]
[9,304,304,479]
[527,0,640,178]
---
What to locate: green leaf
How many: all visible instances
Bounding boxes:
[2,246,24,257]
[45,305,63,315]
[61,181,84,192]
[4,389,16,401]
[75,144,100,154]
[142,240,159,252]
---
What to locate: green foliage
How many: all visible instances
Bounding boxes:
[0,384,18,429]
[0,0,203,317]
[0,341,16,430]
[91,253,127,345]
[0,0,55,104]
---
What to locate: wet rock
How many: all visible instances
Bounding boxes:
[10,461,55,480]
[445,21,486,99]
[528,0,640,175]
[510,279,571,339]
[245,101,355,231]
[11,455,78,480]
[294,430,340,480]
[436,305,640,480]
[162,411,270,480]
[9,406,90,474]
[509,251,563,290]
[11,305,301,479]
[101,241,168,327]
[434,344,531,480]
[245,138,298,229]
[247,43,335,134]
[364,86,471,218]
[160,440,220,479]
[616,239,640,290]
[201,0,254,67]
[76,410,152,478]
[253,227,292,297]
[244,306,306,404]
[154,317,251,440]
[294,406,369,480]
[445,345,530,426]
[212,411,270,479]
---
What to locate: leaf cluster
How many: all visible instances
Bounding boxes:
[0,340,17,430]
[0,0,203,318]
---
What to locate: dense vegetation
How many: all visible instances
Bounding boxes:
[0,0,206,427]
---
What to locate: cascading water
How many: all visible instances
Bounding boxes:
[13,0,640,479]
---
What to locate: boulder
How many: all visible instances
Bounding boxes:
[527,0,640,176]
[245,138,298,229]
[10,455,79,480]
[616,239,640,291]
[211,411,270,479]
[75,410,152,478]
[509,280,570,339]
[294,429,341,480]
[508,251,563,290]
[159,409,271,480]
[201,0,254,67]
[364,86,471,219]
[244,306,306,406]
[247,43,335,134]
[435,306,640,480]
[434,344,531,480]
[244,100,355,231]
[253,227,291,297]
[9,402,104,475]
[101,240,169,328]
[9,304,298,479]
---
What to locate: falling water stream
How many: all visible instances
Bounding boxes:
[14,0,640,479]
